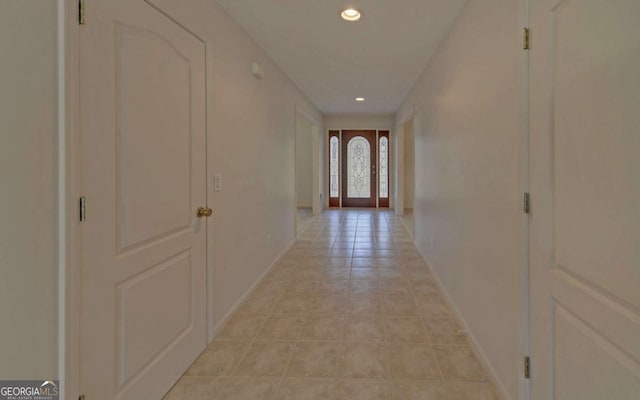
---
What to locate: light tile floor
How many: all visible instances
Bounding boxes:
[165,209,498,400]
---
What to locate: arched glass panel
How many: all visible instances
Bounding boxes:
[329,136,339,198]
[347,136,371,198]
[379,136,389,198]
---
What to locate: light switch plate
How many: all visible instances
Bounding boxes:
[214,173,222,192]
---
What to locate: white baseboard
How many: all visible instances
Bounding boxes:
[210,239,296,339]
[398,214,414,239]
[417,248,512,400]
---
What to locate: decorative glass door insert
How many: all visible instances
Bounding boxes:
[347,137,371,198]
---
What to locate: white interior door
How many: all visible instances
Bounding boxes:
[79,1,207,398]
[529,0,640,398]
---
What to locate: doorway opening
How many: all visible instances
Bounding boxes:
[328,129,390,208]
[295,111,321,235]
[394,114,415,236]
[402,119,415,234]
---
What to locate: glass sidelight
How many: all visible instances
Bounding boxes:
[378,131,390,207]
[328,131,340,207]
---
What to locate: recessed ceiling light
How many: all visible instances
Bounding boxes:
[356,97,365,102]
[340,8,362,22]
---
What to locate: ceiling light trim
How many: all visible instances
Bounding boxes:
[340,8,362,22]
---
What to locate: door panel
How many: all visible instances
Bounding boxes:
[80,1,207,399]
[554,305,640,400]
[529,0,640,398]
[116,23,192,251]
[117,251,192,385]
[342,130,377,207]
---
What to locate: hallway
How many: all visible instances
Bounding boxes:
[165,209,497,400]
[3,0,639,397]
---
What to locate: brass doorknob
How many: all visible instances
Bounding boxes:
[197,207,213,218]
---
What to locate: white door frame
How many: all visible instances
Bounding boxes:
[394,123,404,216]
[394,106,417,217]
[518,0,531,399]
[294,105,322,234]
[62,0,82,399]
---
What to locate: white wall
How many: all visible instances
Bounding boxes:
[403,119,415,210]
[0,0,58,379]
[149,0,324,336]
[396,0,520,398]
[295,115,313,208]
[324,113,394,131]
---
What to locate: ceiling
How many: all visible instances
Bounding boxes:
[214,0,467,114]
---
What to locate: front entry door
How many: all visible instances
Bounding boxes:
[529,0,640,398]
[342,130,377,207]
[79,1,207,399]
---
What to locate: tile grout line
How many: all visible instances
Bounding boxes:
[223,216,330,385]
[273,215,333,398]
[403,226,448,385]
[179,210,495,398]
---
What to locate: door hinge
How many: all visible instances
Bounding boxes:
[524,356,531,379]
[79,197,86,222]
[79,0,86,25]
[523,192,530,214]
[523,27,530,50]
